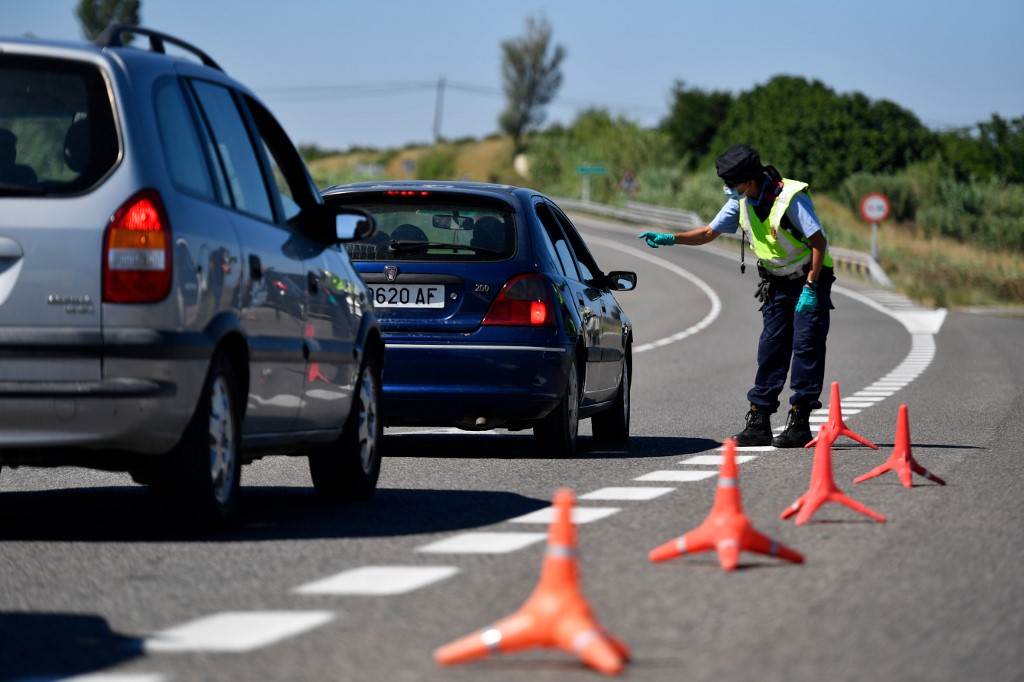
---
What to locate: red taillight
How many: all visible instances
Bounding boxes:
[481,274,555,327]
[384,190,431,196]
[103,190,172,303]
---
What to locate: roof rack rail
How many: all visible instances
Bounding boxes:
[95,25,223,72]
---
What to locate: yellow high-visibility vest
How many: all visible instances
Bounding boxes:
[739,178,833,276]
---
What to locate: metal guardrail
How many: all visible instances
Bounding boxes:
[556,197,893,288]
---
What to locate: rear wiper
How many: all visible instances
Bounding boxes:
[0,182,46,196]
[388,240,500,255]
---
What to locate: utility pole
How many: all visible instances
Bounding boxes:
[433,75,445,143]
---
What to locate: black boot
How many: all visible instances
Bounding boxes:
[733,404,773,446]
[772,404,813,448]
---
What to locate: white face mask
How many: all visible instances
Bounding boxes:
[723,186,744,201]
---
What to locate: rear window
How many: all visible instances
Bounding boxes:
[0,55,118,196]
[342,200,516,262]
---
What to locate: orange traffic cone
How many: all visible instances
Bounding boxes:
[782,426,886,525]
[854,404,946,487]
[649,438,803,571]
[806,382,878,449]
[434,488,629,676]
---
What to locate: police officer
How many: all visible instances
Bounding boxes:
[638,144,834,447]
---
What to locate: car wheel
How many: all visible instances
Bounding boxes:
[152,352,241,531]
[308,355,383,501]
[534,358,580,457]
[592,356,630,443]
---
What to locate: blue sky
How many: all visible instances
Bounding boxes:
[6,0,1023,150]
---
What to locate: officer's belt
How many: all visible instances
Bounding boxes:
[759,260,809,280]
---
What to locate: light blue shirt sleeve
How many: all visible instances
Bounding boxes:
[786,193,822,239]
[709,199,741,234]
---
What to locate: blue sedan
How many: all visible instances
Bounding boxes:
[321,181,637,456]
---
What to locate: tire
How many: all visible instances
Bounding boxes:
[152,352,241,531]
[308,355,383,501]
[592,356,630,443]
[534,358,580,457]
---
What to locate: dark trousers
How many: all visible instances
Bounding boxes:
[747,270,833,413]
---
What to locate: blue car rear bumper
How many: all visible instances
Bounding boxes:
[380,338,574,427]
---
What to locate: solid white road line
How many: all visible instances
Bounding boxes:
[584,235,722,355]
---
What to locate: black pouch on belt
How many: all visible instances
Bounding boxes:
[754,261,771,303]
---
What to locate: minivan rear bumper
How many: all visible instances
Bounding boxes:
[0,357,204,458]
[0,349,211,460]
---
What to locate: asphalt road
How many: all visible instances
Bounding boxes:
[2,214,1022,682]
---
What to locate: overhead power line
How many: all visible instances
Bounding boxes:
[257,79,666,118]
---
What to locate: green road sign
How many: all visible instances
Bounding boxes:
[576,165,607,176]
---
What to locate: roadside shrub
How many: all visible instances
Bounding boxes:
[840,173,918,222]
[416,147,458,180]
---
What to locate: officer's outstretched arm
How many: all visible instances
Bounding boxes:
[639,226,720,248]
[676,226,720,246]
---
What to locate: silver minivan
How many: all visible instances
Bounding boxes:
[0,27,384,529]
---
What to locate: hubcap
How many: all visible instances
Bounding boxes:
[207,375,236,506]
[567,363,579,438]
[357,366,379,474]
[622,362,630,422]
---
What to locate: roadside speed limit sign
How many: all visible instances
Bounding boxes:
[860,193,890,222]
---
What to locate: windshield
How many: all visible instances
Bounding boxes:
[343,202,516,262]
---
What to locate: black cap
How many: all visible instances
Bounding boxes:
[715,144,763,184]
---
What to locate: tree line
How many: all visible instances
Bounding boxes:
[498,15,1022,255]
[525,75,1023,255]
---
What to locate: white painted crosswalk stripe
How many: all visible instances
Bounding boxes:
[144,611,335,653]
[293,566,459,595]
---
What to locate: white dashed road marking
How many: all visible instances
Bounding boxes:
[579,487,677,500]
[416,532,547,554]
[635,470,719,482]
[111,240,950,676]
[679,454,757,466]
[294,566,460,595]
[509,506,621,524]
[144,611,335,653]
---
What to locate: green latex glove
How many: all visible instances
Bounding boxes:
[796,283,819,313]
[639,231,675,248]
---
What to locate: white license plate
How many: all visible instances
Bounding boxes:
[368,284,445,308]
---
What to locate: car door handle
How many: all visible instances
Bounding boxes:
[307,271,320,294]
[248,254,263,281]
[0,237,23,260]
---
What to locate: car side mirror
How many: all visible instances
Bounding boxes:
[333,208,376,242]
[605,270,637,291]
